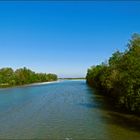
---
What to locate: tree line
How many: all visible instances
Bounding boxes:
[0,67,57,87]
[86,33,140,114]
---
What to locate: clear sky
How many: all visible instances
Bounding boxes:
[0,1,140,78]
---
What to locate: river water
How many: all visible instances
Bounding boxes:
[0,80,139,139]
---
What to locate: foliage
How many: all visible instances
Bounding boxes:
[0,67,57,87]
[86,34,140,114]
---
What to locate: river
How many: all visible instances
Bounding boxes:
[0,80,139,139]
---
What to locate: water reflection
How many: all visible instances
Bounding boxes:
[87,86,140,134]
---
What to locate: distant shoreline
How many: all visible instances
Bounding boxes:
[59,78,85,80]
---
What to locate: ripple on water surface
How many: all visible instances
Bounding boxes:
[0,80,139,139]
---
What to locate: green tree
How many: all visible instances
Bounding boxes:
[86,33,140,114]
[0,68,14,86]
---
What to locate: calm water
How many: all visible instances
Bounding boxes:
[0,80,139,140]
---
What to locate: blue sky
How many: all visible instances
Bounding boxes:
[0,1,140,78]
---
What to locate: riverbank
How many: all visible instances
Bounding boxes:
[0,80,59,90]
[86,34,140,115]
[0,67,58,89]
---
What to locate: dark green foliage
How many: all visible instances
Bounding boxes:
[0,68,15,86]
[0,67,57,87]
[86,34,140,114]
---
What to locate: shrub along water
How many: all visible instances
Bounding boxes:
[0,67,57,88]
[86,33,140,114]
